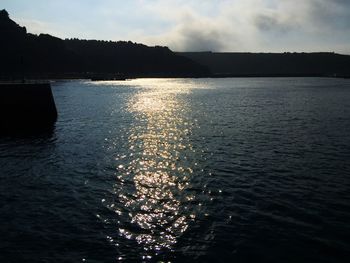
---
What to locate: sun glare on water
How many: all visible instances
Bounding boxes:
[108,79,200,257]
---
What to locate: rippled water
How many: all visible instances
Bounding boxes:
[1,78,350,262]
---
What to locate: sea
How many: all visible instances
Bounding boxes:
[1,78,350,262]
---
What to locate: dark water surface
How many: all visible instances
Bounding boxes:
[1,78,350,262]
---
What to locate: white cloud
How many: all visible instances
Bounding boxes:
[131,0,350,53]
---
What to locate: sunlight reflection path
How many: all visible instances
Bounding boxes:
[113,79,198,255]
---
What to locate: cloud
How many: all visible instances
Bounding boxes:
[144,11,228,51]
[254,13,297,34]
[135,1,254,52]
[306,0,350,29]
[134,0,350,53]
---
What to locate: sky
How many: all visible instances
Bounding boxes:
[2,0,350,54]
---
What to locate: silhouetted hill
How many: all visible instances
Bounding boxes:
[2,9,350,80]
[0,10,209,80]
[180,52,350,77]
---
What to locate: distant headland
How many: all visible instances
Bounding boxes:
[179,52,350,78]
[1,9,350,80]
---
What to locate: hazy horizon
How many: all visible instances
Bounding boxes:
[2,0,350,54]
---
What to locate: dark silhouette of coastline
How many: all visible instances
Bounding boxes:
[1,9,350,80]
[180,52,350,78]
[0,10,209,80]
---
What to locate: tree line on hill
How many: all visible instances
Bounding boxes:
[0,9,209,80]
[1,9,350,80]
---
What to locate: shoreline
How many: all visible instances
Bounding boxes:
[1,74,349,82]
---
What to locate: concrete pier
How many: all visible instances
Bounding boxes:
[0,83,57,134]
